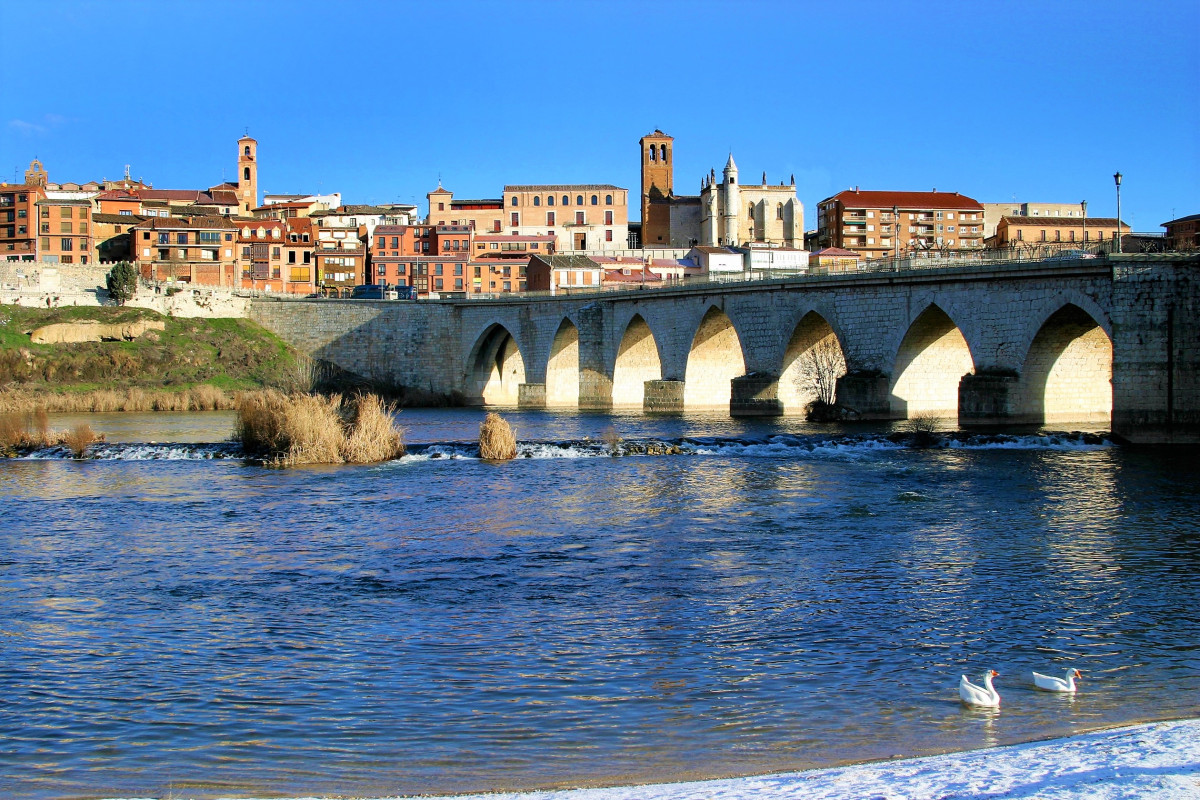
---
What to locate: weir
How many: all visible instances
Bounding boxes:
[249,254,1200,444]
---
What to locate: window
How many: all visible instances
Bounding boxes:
[61,238,73,251]
[272,247,280,258]
[605,194,612,205]
[244,144,251,156]
[438,202,445,211]
[547,195,554,206]
[454,263,463,275]
[576,195,583,205]
[177,232,189,244]
[17,209,26,218]
[493,220,501,232]
[562,195,569,205]
[1017,229,1024,241]
[1055,230,1061,241]
[777,203,783,220]
[434,263,443,276]
[649,146,657,162]
[243,167,250,181]
[61,207,74,219]
[575,211,584,225]
[435,278,443,290]
[660,144,667,162]
[591,195,598,205]
[511,212,519,226]
[605,210,612,225]
[511,196,518,206]
[547,212,556,226]
[605,230,613,242]
[1040,230,1046,241]
[60,222,73,234]
[455,278,463,291]
[533,196,540,206]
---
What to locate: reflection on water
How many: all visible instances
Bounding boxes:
[0,410,1197,800]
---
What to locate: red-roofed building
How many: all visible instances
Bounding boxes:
[809,247,863,273]
[814,189,985,260]
[129,216,239,286]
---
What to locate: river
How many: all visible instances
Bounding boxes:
[1,409,1198,799]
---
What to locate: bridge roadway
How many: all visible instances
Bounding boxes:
[250,254,1200,444]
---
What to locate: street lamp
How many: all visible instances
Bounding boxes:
[1113,172,1123,254]
[1081,200,1087,249]
[892,205,900,266]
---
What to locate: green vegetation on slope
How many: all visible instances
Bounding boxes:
[0,305,302,394]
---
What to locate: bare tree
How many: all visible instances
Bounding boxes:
[794,334,846,419]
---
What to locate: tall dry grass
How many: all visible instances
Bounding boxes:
[0,386,239,414]
[235,390,404,467]
[479,412,517,461]
[1,409,105,456]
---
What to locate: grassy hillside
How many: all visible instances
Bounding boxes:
[0,305,303,410]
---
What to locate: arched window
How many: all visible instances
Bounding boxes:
[243,166,250,181]
[777,203,784,220]
[591,195,598,205]
[533,196,541,206]
[243,145,250,156]
[649,147,657,162]
[511,196,518,206]
[562,194,569,205]
[576,195,583,205]
[547,195,555,206]
[660,144,667,162]
[605,194,612,205]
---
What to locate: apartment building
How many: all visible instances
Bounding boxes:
[0,184,39,261]
[34,197,95,264]
[1163,214,1200,251]
[426,185,505,232]
[982,202,1087,239]
[502,185,629,253]
[313,216,366,296]
[129,216,239,285]
[237,218,289,291]
[989,216,1130,249]
[814,189,985,259]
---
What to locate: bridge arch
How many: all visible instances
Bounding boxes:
[466,322,527,405]
[611,314,662,408]
[684,305,747,408]
[545,317,580,407]
[779,311,847,414]
[1018,303,1112,424]
[890,303,975,418]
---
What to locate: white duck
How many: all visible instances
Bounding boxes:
[1032,668,1082,693]
[959,669,1001,707]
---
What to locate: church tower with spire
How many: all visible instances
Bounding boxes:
[722,153,739,246]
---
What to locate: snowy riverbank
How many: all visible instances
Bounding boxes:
[371,718,1200,800]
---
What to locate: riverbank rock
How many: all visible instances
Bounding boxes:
[30,319,166,344]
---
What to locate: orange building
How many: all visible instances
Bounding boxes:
[129,216,239,286]
[237,218,289,291]
[0,184,40,261]
[814,189,985,259]
[990,216,1129,249]
[426,185,504,232]
[35,197,95,264]
[281,218,316,293]
[640,129,674,245]
[808,247,863,273]
[1163,214,1199,251]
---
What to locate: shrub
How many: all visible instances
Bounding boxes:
[905,411,942,448]
[479,412,517,461]
[106,262,138,306]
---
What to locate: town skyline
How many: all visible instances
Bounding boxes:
[3,0,1197,230]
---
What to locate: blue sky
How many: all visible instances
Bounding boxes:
[3,0,1196,229]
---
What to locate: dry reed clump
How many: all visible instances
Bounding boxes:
[0,386,237,415]
[600,425,622,454]
[478,412,517,461]
[63,423,98,458]
[235,390,404,467]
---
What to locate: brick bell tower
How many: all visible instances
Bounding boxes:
[640,129,673,246]
[237,134,258,214]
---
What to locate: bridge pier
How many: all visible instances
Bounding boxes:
[518,383,546,409]
[959,372,1020,425]
[730,373,783,416]
[579,369,613,411]
[835,371,891,419]
[644,380,685,413]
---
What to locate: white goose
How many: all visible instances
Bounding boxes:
[1032,668,1082,693]
[959,669,1001,707]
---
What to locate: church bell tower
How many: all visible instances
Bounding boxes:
[237,134,258,215]
[639,129,674,246]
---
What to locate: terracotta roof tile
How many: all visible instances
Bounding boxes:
[828,190,983,211]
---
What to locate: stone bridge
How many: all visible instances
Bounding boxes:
[250,254,1200,443]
